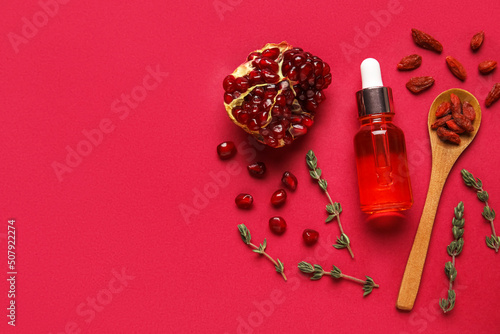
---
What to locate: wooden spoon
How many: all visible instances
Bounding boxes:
[396,88,482,311]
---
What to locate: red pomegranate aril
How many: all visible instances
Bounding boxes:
[260,58,279,72]
[224,92,233,104]
[235,193,253,209]
[247,118,260,131]
[269,216,287,235]
[247,162,266,177]
[249,71,263,85]
[217,141,236,160]
[271,189,287,207]
[262,70,280,83]
[223,75,236,93]
[271,123,285,139]
[235,77,249,92]
[262,47,280,60]
[302,229,319,246]
[247,51,261,61]
[290,124,307,137]
[299,63,313,81]
[301,116,313,127]
[288,67,299,81]
[281,171,298,190]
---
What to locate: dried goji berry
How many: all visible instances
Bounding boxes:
[412,28,443,53]
[445,120,465,134]
[431,114,452,129]
[462,101,476,121]
[435,101,451,118]
[450,93,462,116]
[406,76,435,94]
[437,126,460,145]
[397,54,422,71]
[478,60,497,74]
[485,83,500,108]
[471,31,485,51]
[453,114,474,133]
[446,56,467,81]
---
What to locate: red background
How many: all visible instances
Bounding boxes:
[1,0,499,333]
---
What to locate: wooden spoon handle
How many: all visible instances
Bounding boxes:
[396,169,448,311]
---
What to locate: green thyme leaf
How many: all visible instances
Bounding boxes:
[325,215,335,223]
[309,170,319,179]
[315,168,322,178]
[313,264,323,273]
[238,224,251,244]
[333,202,342,214]
[318,179,328,191]
[298,261,314,273]
[311,272,324,280]
[477,190,489,202]
[275,259,284,274]
[331,265,342,278]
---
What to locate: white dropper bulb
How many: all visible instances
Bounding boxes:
[360,58,384,89]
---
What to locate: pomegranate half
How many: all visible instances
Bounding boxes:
[223,41,331,148]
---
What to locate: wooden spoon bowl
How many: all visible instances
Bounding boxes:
[396,88,481,311]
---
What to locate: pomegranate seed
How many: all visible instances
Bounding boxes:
[247,51,261,61]
[224,92,233,104]
[247,118,260,131]
[271,189,287,207]
[302,229,319,246]
[235,77,249,92]
[217,141,236,160]
[247,162,266,177]
[269,216,287,235]
[262,47,280,60]
[281,171,298,190]
[223,75,236,93]
[290,124,307,137]
[235,193,253,209]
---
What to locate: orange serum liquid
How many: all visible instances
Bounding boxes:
[354,58,413,214]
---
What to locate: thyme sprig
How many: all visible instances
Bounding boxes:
[461,169,499,252]
[298,261,379,296]
[306,150,354,258]
[439,202,465,313]
[238,224,287,281]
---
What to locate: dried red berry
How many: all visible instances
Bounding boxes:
[397,54,422,71]
[247,162,266,178]
[281,171,298,191]
[450,93,462,116]
[217,141,236,159]
[453,114,474,133]
[486,83,500,107]
[445,120,465,134]
[302,229,319,246]
[446,56,467,81]
[223,42,331,148]
[435,101,451,118]
[431,115,452,129]
[471,31,484,51]
[437,126,460,145]
[270,189,287,207]
[411,28,443,53]
[462,101,476,121]
[269,216,287,235]
[478,60,497,74]
[406,76,435,94]
[235,193,253,209]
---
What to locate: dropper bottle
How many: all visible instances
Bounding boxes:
[354,58,413,214]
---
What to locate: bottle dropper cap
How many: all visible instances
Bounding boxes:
[356,58,394,117]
